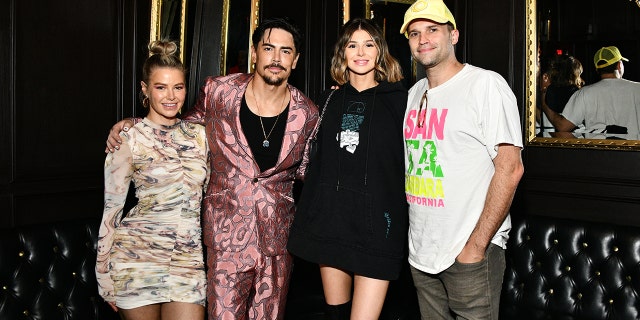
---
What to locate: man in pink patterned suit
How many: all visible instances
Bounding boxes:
[107,17,318,320]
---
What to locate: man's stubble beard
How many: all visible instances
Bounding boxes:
[263,75,285,86]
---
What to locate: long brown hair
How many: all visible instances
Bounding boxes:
[330,18,403,85]
[549,54,584,88]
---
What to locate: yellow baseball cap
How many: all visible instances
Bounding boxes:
[399,0,456,38]
[593,46,629,69]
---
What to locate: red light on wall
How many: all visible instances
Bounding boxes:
[556,49,563,55]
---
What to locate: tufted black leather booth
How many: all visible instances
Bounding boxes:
[285,214,640,320]
[2,214,639,320]
[501,214,640,320]
[0,219,119,320]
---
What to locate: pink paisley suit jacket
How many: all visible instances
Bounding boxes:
[183,73,319,256]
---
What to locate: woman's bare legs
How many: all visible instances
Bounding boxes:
[162,302,205,320]
[352,275,389,320]
[119,302,204,320]
[320,264,390,320]
[119,304,161,320]
[321,265,353,305]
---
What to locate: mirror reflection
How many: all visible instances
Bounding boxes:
[528,0,640,148]
[221,0,254,75]
[369,0,418,88]
[151,0,187,62]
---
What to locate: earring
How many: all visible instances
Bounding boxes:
[142,95,150,108]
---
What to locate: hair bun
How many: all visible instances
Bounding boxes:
[148,40,178,57]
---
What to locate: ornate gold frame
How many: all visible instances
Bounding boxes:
[365,0,419,84]
[367,0,415,17]
[524,0,640,150]
[220,0,259,75]
[150,0,187,62]
[343,0,350,25]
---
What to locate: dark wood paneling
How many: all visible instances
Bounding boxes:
[1,0,149,227]
[186,0,223,109]
[304,0,341,101]
[459,0,513,85]
[0,195,11,227]
[7,0,116,225]
[519,147,640,226]
[349,0,366,20]
[14,189,103,225]
[124,1,151,119]
[13,0,118,181]
[3,0,639,231]
[0,0,12,190]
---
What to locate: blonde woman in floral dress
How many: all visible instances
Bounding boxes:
[96,40,209,320]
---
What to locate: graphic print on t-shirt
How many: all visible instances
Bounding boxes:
[338,100,366,154]
[404,106,447,208]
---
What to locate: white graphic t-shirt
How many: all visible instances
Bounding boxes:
[403,64,523,274]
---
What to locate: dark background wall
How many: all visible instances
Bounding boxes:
[519,0,640,227]
[1,0,149,227]
[2,0,639,228]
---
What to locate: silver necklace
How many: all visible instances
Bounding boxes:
[251,82,287,148]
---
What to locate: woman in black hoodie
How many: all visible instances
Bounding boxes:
[288,18,408,320]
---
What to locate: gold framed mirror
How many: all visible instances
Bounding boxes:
[365,0,420,87]
[220,0,259,75]
[150,0,188,62]
[343,0,350,24]
[366,0,415,16]
[525,0,640,150]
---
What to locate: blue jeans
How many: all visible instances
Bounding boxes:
[410,243,505,320]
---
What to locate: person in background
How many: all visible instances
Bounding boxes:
[542,46,640,139]
[400,0,524,319]
[96,40,208,320]
[544,54,584,114]
[228,49,248,74]
[538,54,584,134]
[287,18,408,320]
[105,17,318,320]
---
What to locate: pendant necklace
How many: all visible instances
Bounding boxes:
[251,81,287,148]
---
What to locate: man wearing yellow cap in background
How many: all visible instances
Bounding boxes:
[542,46,640,139]
[400,0,524,319]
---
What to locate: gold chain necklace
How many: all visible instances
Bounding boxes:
[251,81,287,148]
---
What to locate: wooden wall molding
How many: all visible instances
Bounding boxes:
[0,0,148,227]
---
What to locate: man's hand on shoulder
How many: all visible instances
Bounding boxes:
[105,119,134,153]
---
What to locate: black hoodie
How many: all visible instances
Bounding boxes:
[288,80,409,280]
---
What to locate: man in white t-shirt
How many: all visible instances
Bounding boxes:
[542,46,640,140]
[400,0,524,319]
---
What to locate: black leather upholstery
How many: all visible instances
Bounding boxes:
[0,219,118,320]
[501,214,640,320]
[2,215,639,320]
